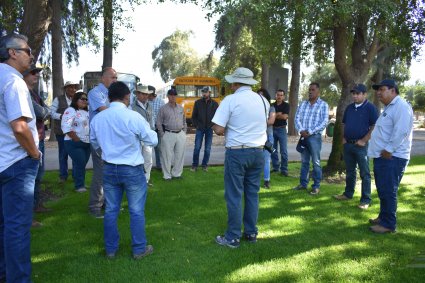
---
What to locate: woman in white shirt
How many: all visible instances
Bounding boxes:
[61,90,91,192]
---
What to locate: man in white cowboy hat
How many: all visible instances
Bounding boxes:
[51,80,80,183]
[212,67,269,248]
[132,84,155,186]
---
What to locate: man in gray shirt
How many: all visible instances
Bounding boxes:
[156,88,187,180]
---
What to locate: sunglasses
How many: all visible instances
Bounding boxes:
[13,47,32,56]
[80,98,88,101]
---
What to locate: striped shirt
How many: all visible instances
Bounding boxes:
[148,97,165,128]
[295,98,329,135]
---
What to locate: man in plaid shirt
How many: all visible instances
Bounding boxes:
[293,82,329,195]
[148,86,165,170]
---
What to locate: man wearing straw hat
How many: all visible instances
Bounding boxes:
[212,67,269,248]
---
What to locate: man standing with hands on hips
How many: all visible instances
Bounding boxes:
[334,83,378,209]
[212,67,268,248]
[368,79,413,233]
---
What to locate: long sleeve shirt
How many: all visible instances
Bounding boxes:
[50,95,71,120]
[90,102,158,166]
[295,98,329,135]
[156,102,187,137]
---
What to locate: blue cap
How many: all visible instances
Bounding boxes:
[201,86,211,92]
[167,89,177,95]
[372,79,399,94]
[350,83,367,93]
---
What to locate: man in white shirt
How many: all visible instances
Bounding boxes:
[367,79,413,233]
[90,81,157,260]
[0,33,40,283]
[51,80,79,183]
[212,67,269,248]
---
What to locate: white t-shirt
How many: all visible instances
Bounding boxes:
[212,86,269,147]
[0,63,38,173]
[61,107,90,143]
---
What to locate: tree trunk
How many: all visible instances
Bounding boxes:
[20,0,51,62]
[261,60,269,89]
[102,0,113,69]
[49,0,63,142]
[288,55,300,136]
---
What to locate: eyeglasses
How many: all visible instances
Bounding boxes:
[80,98,88,101]
[13,48,32,56]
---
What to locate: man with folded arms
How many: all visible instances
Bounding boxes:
[367,79,413,233]
[156,88,187,180]
[334,83,378,210]
[212,67,268,248]
[90,81,157,259]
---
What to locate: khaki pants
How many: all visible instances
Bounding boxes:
[160,131,186,179]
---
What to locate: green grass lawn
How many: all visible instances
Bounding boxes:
[32,156,425,282]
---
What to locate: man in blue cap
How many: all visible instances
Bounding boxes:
[334,83,378,209]
[368,79,413,233]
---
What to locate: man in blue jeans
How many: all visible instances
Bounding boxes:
[212,67,268,248]
[293,82,329,195]
[271,89,290,176]
[0,33,41,283]
[334,84,378,209]
[90,82,158,259]
[191,86,218,172]
[367,79,413,233]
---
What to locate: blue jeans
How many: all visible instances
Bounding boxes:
[373,156,408,231]
[154,132,161,169]
[64,141,91,189]
[300,134,322,189]
[271,127,288,174]
[56,134,69,180]
[34,140,45,207]
[103,163,148,255]
[343,143,371,204]
[0,156,39,283]
[263,133,273,181]
[224,148,264,240]
[192,128,213,168]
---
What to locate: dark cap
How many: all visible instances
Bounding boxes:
[167,89,177,96]
[22,64,42,77]
[350,83,367,93]
[372,79,399,94]
[201,86,211,93]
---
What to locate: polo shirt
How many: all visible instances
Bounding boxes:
[212,86,269,147]
[342,100,378,140]
[0,63,38,172]
[272,101,290,127]
[90,102,158,166]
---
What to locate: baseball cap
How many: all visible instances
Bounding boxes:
[350,83,367,93]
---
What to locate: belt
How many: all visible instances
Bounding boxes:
[225,145,264,150]
[347,140,358,144]
[274,125,286,128]
[165,129,182,133]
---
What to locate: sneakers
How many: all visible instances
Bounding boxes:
[292,184,307,190]
[89,210,104,219]
[31,220,43,228]
[215,235,240,248]
[190,166,197,172]
[75,187,87,193]
[358,203,369,210]
[244,233,257,243]
[133,245,154,260]
[264,181,270,189]
[106,252,116,259]
[333,194,350,201]
[310,189,320,195]
[202,166,208,172]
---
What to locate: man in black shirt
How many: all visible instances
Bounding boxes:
[271,89,290,176]
[191,86,218,172]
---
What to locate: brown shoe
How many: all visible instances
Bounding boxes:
[34,204,52,213]
[369,217,380,225]
[133,245,153,260]
[31,220,43,228]
[358,203,369,210]
[369,224,395,234]
[333,194,350,200]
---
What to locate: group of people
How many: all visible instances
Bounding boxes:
[0,31,414,282]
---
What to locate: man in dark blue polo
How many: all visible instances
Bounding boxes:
[334,84,378,209]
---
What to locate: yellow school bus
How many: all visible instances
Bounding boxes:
[158,76,223,125]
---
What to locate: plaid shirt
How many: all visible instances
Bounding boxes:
[148,97,165,128]
[295,98,329,135]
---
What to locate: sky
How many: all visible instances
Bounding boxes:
[63,2,424,88]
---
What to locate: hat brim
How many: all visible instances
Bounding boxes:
[22,67,42,76]
[63,84,80,88]
[225,75,258,85]
[372,84,382,90]
[134,90,153,95]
